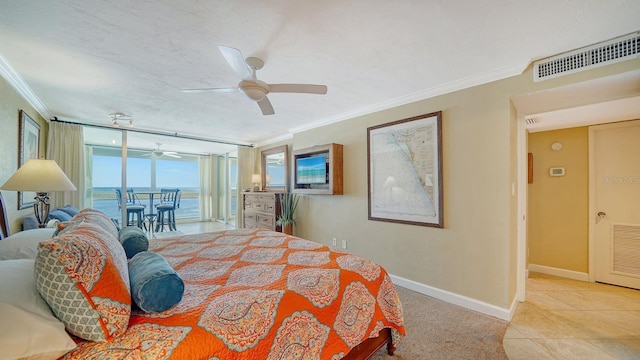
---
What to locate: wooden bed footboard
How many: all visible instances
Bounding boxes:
[342,328,395,359]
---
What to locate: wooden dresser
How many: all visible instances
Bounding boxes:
[242,192,282,231]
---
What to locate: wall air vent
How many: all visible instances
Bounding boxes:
[524,118,536,125]
[612,224,640,277]
[534,32,639,82]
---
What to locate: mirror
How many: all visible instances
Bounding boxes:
[261,145,289,192]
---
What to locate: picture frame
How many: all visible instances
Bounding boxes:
[18,110,40,210]
[367,111,443,228]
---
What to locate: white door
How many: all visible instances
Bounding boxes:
[592,119,640,290]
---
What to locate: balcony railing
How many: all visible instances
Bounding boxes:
[91,187,201,221]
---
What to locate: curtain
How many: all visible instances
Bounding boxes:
[47,122,85,209]
[199,155,216,221]
[235,146,254,228]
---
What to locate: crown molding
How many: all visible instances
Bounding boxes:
[289,60,530,135]
[0,54,52,120]
[253,132,293,148]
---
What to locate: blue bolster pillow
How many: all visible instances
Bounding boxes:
[118,226,149,259]
[128,251,184,313]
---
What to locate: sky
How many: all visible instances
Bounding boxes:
[92,155,199,188]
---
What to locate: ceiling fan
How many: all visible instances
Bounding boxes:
[143,143,181,158]
[181,46,328,115]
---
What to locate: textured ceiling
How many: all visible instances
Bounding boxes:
[0,1,638,154]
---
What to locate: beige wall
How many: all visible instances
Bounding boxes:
[256,58,640,310]
[527,127,589,273]
[254,73,531,308]
[289,78,526,308]
[0,75,49,233]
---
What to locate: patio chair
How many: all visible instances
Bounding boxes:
[115,189,146,229]
[155,188,181,232]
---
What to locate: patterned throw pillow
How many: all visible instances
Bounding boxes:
[35,220,131,342]
[52,218,84,237]
[73,208,120,238]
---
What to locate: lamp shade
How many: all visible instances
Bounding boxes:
[1,159,77,192]
[251,174,262,184]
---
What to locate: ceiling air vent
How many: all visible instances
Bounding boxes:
[534,32,639,82]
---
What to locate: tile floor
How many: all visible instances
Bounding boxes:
[503,272,640,359]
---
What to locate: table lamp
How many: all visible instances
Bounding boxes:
[1,159,77,228]
[251,174,261,192]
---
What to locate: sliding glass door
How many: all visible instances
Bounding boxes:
[85,129,204,223]
[85,128,124,223]
[215,151,237,227]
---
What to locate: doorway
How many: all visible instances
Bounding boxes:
[526,120,640,291]
[514,69,640,303]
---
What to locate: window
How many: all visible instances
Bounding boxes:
[89,146,201,220]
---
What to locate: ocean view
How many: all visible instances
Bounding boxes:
[90,187,201,221]
[90,187,237,222]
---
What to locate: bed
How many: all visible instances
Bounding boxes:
[0,200,405,359]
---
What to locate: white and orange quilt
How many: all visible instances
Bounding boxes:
[62,229,405,359]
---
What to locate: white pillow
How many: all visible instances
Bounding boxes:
[0,228,56,260]
[0,259,76,359]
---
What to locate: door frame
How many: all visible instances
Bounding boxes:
[514,70,640,305]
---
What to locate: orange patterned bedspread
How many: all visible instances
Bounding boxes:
[62,229,405,359]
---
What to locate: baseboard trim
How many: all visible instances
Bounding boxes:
[389,274,513,321]
[527,264,589,282]
[508,295,520,320]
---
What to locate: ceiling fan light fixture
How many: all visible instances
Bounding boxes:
[182,46,327,115]
[239,80,268,101]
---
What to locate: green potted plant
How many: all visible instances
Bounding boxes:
[276,193,299,235]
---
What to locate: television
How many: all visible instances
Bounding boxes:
[296,155,327,185]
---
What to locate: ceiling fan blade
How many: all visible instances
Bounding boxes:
[164,153,181,158]
[181,87,238,93]
[257,96,275,115]
[218,45,253,80]
[269,84,327,95]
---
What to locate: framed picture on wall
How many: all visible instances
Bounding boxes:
[17,109,40,210]
[367,111,443,228]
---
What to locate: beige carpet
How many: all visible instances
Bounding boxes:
[371,286,509,359]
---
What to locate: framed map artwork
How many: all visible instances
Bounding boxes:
[367,111,443,228]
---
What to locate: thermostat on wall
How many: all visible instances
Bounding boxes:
[549,167,565,176]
